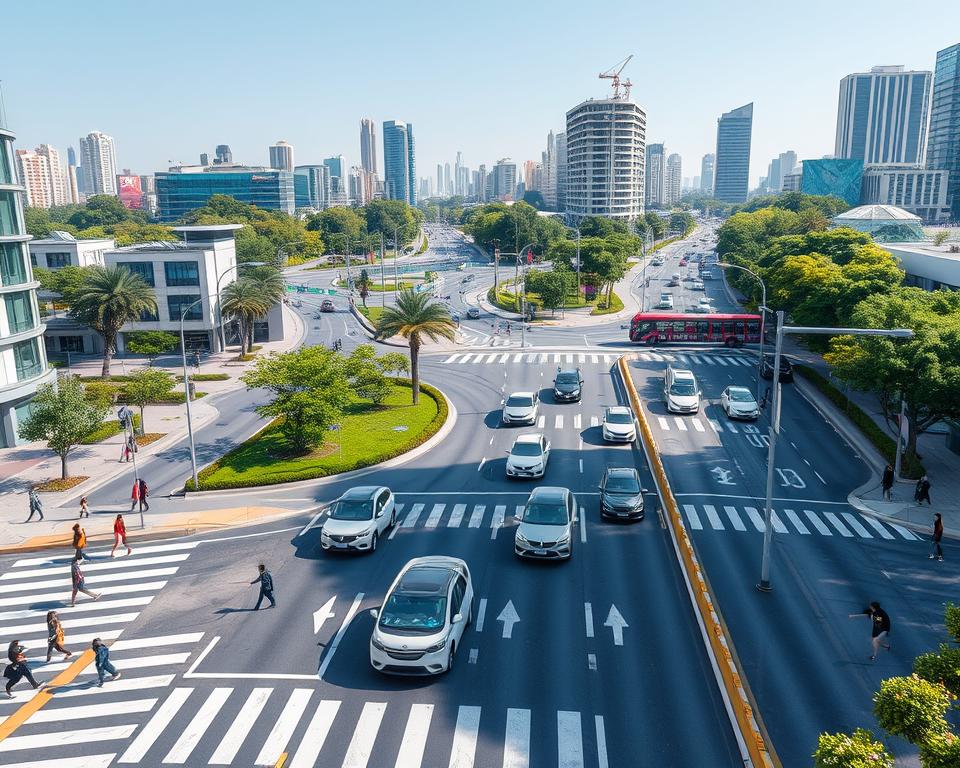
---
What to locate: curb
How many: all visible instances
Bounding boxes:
[617,355,777,768]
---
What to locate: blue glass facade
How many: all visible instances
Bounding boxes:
[155,169,295,222]
[801,159,864,206]
[713,104,753,203]
[383,121,417,205]
[927,45,960,221]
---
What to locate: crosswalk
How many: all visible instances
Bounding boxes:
[653,413,756,434]
[679,501,920,541]
[388,500,528,540]
[440,350,755,367]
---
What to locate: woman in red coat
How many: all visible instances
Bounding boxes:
[111,514,132,557]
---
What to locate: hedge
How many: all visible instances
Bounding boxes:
[794,364,924,478]
[187,379,449,491]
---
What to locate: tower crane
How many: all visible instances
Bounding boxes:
[599,55,633,99]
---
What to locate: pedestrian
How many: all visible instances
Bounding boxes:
[130,479,140,512]
[127,434,137,460]
[137,478,149,512]
[70,554,101,607]
[915,475,932,506]
[249,563,276,610]
[849,601,892,661]
[4,640,44,698]
[26,488,43,522]
[45,611,72,663]
[92,638,120,687]
[930,512,944,562]
[881,464,894,501]
[193,351,201,371]
[110,514,132,557]
[79,495,89,519]
[71,523,88,560]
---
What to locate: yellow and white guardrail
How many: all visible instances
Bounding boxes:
[617,355,778,768]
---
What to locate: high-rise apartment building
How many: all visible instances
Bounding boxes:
[489,160,517,201]
[79,131,118,195]
[835,66,932,165]
[713,104,753,203]
[323,155,346,186]
[476,164,487,203]
[443,163,451,198]
[36,145,67,206]
[645,144,666,206]
[565,97,646,220]
[765,156,783,193]
[214,145,232,164]
[926,44,960,221]
[700,153,715,193]
[436,164,444,197]
[541,131,558,209]
[665,153,682,205]
[382,120,416,205]
[360,119,378,175]
[0,120,55,446]
[779,151,797,180]
[15,150,52,208]
[269,140,295,171]
[555,132,567,212]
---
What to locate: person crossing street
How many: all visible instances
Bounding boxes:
[26,488,43,522]
[45,611,72,663]
[92,638,120,687]
[4,640,44,698]
[71,524,89,560]
[70,555,101,607]
[250,564,276,610]
[111,514,132,557]
[930,512,944,562]
[849,601,892,661]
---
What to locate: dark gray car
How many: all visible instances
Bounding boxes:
[599,467,644,521]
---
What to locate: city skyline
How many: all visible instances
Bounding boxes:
[3,1,959,191]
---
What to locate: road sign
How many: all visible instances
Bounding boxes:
[306,287,321,294]
[327,289,337,295]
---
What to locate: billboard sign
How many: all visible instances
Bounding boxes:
[117,175,144,209]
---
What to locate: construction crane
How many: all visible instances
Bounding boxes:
[599,55,633,100]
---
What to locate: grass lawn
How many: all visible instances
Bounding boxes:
[194,382,443,490]
[590,290,624,315]
[357,305,385,324]
[366,280,415,292]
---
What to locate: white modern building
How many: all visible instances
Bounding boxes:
[0,124,55,447]
[79,131,118,196]
[30,231,113,270]
[645,144,666,207]
[15,149,51,208]
[665,153,682,205]
[860,165,951,223]
[884,241,960,291]
[565,97,646,220]
[36,145,67,206]
[269,140,295,172]
[700,153,715,194]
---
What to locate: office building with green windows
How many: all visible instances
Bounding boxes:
[927,44,960,222]
[155,165,295,222]
[0,120,55,447]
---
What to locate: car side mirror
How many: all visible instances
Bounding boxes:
[371,608,379,619]
[376,509,384,518]
[452,613,463,624]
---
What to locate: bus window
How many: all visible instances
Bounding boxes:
[711,321,723,338]
[696,320,709,337]
[747,321,760,340]
[722,321,734,337]
[735,321,745,337]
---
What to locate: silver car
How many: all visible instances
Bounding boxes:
[515,487,577,560]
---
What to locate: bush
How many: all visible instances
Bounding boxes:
[84,381,124,405]
[946,603,960,643]
[914,644,960,698]
[176,373,230,382]
[920,734,960,768]
[813,729,893,768]
[873,674,951,744]
[794,364,925,479]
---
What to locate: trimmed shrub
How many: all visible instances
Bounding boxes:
[813,729,893,768]
[873,674,951,744]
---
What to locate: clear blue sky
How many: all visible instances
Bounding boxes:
[3,0,958,189]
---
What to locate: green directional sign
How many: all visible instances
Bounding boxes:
[306,287,321,294]
[327,289,337,295]
[285,285,296,292]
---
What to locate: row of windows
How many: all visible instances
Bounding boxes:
[0,190,22,237]
[0,243,29,287]
[117,260,200,287]
[13,338,43,381]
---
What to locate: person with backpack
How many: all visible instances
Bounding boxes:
[250,564,276,610]
[915,475,932,505]
[72,524,88,560]
[137,478,149,512]
[92,638,120,687]
[26,488,43,522]
[4,640,44,698]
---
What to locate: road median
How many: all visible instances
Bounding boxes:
[617,354,778,768]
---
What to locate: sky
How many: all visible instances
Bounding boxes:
[3,0,959,191]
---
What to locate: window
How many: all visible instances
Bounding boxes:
[451,577,466,616]
[30,253,37,267]
[13,339,43,381]
[118,261,155,287]
[4,291,35,334]
[139,306,159,322]
[60,336,84,353]
[0,243,28,287]
[0,190,19,237]
[45,252,72,269]
[168,294,202,321]
[164,261,200,287]
[0,142,12,185]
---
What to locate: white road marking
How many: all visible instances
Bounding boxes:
[682,504,703,530]
[497,601,520,638]
[770,510,788,533]
[744,506,765,532]
[477,458,486,472]
[475,598,487,632]
[815,471,827,484]
[514,505,524,521]
[860,515,896,540]
[5,554,188,581]
[163,687,232,764]
[657,416,669,430]
[584,602,595,638]
[28,698,155,722]
[691,418,705,432]
[782,509,810,535]
[117,687,194,763]
[318,593,364,679]
[587,653,597,670]
[402,503,424,527]
[208,688,273,765]
[394,703,434,768]
[803,510,832,536]
[841,512,873,538]
[503,708,531,768]
[888,521,919,540]
[574,414,582,429]
[0,726,136,753]
[468,505,485,528]
[703,505,724,530]
[0,581,167,610]
[342,701,387,768]
[823,511,854,537]
[555,414,564,429]
[604,605,628,646]
[596,715,610,768]
[674,418,687,431]
[491,506,506,539]
[0,611,141,637]
[0,757,116,768]
[448,504,466,528]
[288,700,341,768]
[580,508,587,543]
[722,506,746,531]
[1,568,177,595]
[254,689,313,765]
[0,595,154,622]
[425,503,445,529]
[557,711,585,768]
[709,419,723,433]
[536,416,545,428]
[579,459,583,473]
[448,705,482,768]
[12,542,197,569]
[468,649,478,664]
[590,415,599,427]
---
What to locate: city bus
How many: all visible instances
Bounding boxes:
[629,312,762,347]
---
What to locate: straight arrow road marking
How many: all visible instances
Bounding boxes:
[497,601,520,639]
[313,596,336,635]
[604,605,628,646]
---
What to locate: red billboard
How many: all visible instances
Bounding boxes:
[117,175,144,209]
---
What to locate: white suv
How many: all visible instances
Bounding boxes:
[321,486,396,553]
[502,391,539,425]
[505,434,551,478]
[602,406,637,442]
[664,367,701,414]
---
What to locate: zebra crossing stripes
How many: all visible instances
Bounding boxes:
[209,688,273,765]
[440,350,756,368]
[653,415,741,434]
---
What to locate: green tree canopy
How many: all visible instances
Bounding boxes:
[125,331,179,365]
[306,207,366,252]
[34,265,90,304]
[67,195,144,229]
[535,270,567,314]
[463,201,566,253]
[123,369,175,431]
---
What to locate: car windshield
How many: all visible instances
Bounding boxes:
[379,594,447,633]
[670,382,697,396]
[606,412,632,424]
[729,389,755,402]
[605,474,640,493]
[506,395,533,408]
[556,374,579,386]
[511,442,543,457]
[523,502,568,525]
[660,294,671,300]
[330,500,373,520]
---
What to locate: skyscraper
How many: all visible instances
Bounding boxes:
[36,145,67,206]
[779,151,797,180]
[79,131,118,195]
[269,140,294,171]
[542,130,558,209]
[455,152,464,196]
[645,144,666,206]
[555,132,567,211]
[700,153,715,194]
[713,104,753,203]
[294,164,330,209]
[323,155,346,185]
[436,164,444,197]
[835,66,932,165]
[665,153,682,205]
[565,96,646,219]
[382,120,416,204]
[926,44,960,221]
[15,149,51,208]
[765,157,782,193]
[444,163,452,197]
[476,164,487,203]
[360,119,378,175]
[490,159,518,201]
[215,144,233,164]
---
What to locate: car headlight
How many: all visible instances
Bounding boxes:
[424,639,447,654]
[556,534,570,546]
[371,636,386,651]
[516,532,530,544]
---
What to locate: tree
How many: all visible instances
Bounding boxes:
[813,729,894,768]
[67,195,138,229]
[578,216,628,237]
[933,230,950,246]
[125,331,179,365]
[375,289,456,404]
[307,207,365,251]
[377,352,410,378]
[364,199,422,246]
[643,212,667,239]
[241,347,352,454]
[221,279,272,355]
[123,369,175,431]
[356,269,372,306]
[18,378,108,479]
[34,265,90,305]
[669,211,695,235]
[345,345,391,405]
[874,674,951,745]
[536,270,567,315]
[521,191,546,210]
[70,265,157,377]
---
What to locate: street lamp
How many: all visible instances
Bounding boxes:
[756,316,913,593]
[179,297,209,490]
[498,242,537,348]
[215,261,266,354]
[716,262,767,402]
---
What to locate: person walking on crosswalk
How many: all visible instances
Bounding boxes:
[110,514,132,557]
[250,564,276,610]
[71,524,89,560]
[137,478,149,512]
[70,555,101,607]
[4,640,44,698]
[92,638,120,687]
[915,475,932,505]
[26,488,43,522]
[849,601,892,661]
[45,611,72,663]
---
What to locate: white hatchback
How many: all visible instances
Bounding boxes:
[505,434,551,478]
[602,406,637,442]
[721,386,760,420]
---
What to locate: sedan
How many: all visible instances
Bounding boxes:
[691,280,705,291]
[692,297,712,313]
[601,406,637,442]
[506,433,551,478]
[321,486,396,553]
[721,386,760,420]
[515,486,577,560]
[370,556,473,675]
[760,354,794,382]
[599,467,645,520]
[466,307,481,319]
[320,299,336,312]
[502,391,539,426]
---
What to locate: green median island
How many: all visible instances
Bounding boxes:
[193,381,445,490]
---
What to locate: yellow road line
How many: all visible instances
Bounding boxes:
[275,753,288,768]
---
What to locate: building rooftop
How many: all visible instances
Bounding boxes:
[834,204,921,222]
[172,224,244,234]
[31,231,115,246]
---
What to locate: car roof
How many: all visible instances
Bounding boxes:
[670,367,695,378]
[340,486,383,500]
[395,556,467,594]
[605,467,638,478]
[556,368,580,376]
[507,391,535,398]
[514,433,543,444]
[606,406,631,415]
[528,486,569,502]
[727,385,753,394]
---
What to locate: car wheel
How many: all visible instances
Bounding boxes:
[447,643,456,673]
[371,532,378,553]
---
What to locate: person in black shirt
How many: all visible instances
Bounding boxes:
[849,601,891,661]
[250,564,276,610]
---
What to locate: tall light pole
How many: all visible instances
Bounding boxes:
[215,261,266,354]
[756,318,914,592]
[717,262,767,402]
[179,297,207,490]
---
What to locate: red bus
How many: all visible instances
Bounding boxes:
[629,312,762,347]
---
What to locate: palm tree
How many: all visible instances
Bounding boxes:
[356,269,372,307]
[70,265,157,377]
[221,279,271,355]
[375,289,456,404]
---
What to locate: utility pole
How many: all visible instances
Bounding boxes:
[379,232,386,307]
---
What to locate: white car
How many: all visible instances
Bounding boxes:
[515,486,577,560]
[502,391,539,425]
[602,406,637,442]
[692,297,712,313]
[664,367,701,414]
[370,556,474,675]
[692,280,705,291]
[721,386,760,420]
[657,293,674,309]
[506,433,551,478]
[321,486,396,553]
